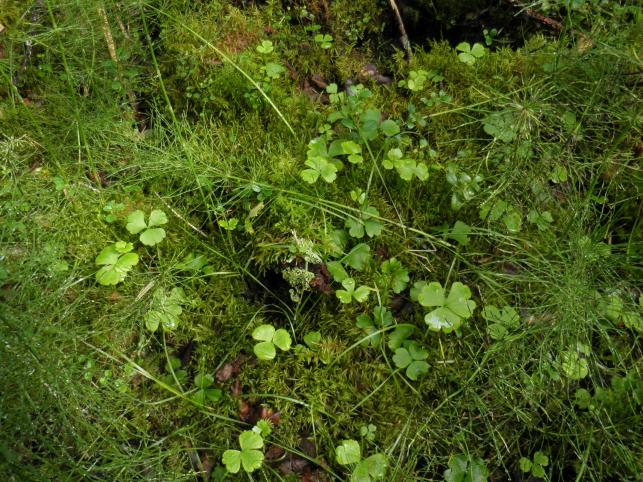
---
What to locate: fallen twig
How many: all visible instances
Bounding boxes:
[388,0,412,60]
[154,192,208,238]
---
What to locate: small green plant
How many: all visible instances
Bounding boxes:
[356,306,393,346]
[377,258,409,295]
[336,278,370,304]
[126,209,168,246]
[520,451,549,479]
[222,430,264,474]
[479,199,522,233]
[411,281,477,333]
[482,305,520,340]
[483,28,498,46]
[345,190,383,238]
[360,423,376,442]
[392,340,429,380]
[398,69,443,91]
[560,343,590,380]
[446,163,483,210]
[144,287,186,332]
[300,137,344,184]
[527,209,554,231]
[483,111,518,143]
[456,42,486,65]
[444,453,489,482]
[255,40,274,54]
[314,33,333,49]
[252,324,292,360]
[217,218,239,230]
[191,372,222,405]
[95,241,139,285]
[382,148,429,181]
[160,356,187,387]
[335,439,388,481]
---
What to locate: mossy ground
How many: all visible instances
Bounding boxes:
[1,1,641,480]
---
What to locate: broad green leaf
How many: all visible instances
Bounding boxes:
[470,43,485,58]
[239,431,263,451]
[380,119,400,137]
[503,211,522,233]
[140,227,166,246]
[413,162,429,181]
[406,361,429,380]
[408,341,428,360]
[148,209,168,227]
[114,241,133,253]
[533,451,548,467]
[425,307,460,332]
[532,464,546,478]
[273,329,292,351]
[353,285,370,303]
[326,261,349,282]
[254,341,276,360]
[264,62,284,79]
[343,243,371,271]
[449,221,471,246]
[336,439,361,465]
[252,324,275,342]
[446,282,476,318]
[300,168,320,183]
[444,454,469,482]
[487,323,508,340]
[561,350,588,379]
[95,252,139,286]
[126,210,147,234]
[303,331,321,348]
[222,449,241,473]
[364,218,383,238]
[393,348,412,368]
[363,453,387,478]
[360,109,381,141]
[205,388,222,402]
[256,40,274,54]
[416,282,445,307]
[95,245,121,266]
[144,310,162,332]
[194,373,213,389]
[388,325,414,350]
[519,457,532,473]
[240,449,263,472]
[341,140,362,155]
[458,51,475,65]
[346,217,365,239]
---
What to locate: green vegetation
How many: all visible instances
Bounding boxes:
[1,0,641,480]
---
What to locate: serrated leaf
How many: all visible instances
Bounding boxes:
[273,329,292,351]
[239,431,263,451]
[148,209,168,227]
[126,210,147,234]
[417,282,445,307]
[519,457,532,473]
[336,439,361,465]
[487,323,508,340]
[470,43,485,58]
[95,245,120,266]
[533,451,548,467]
[252,324,275,342]
[140,227,166,246]
[222,450,241,473]
[353,285,370,303]
[301,168,320,183]
[194,373,213,389]
[95,252,139,286]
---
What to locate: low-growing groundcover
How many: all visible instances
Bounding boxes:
[0,0,641,480]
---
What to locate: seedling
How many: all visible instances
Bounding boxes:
[95,241,139,285]
[160,356,187,387]
[392,340,429,380]
[360,424,377,442]
[345,204,383,239]
[483,28,498,46]
[483,111,518,143]
[191,372,222,405]
[560,344,589,380]
[252,324,292,360]
[300,137,343,184]
[479,199,522,233]
[377,258,409,295]
[398,69,443,92]
[335,439,388,481]
[314,33,333,49]
[222,430,264,474]
[411,281,477,333]
[383,148,429,181]
[527,209,553,231]
[446,163,482,210]
[520,451,549,479]
[356,306,393,346]
[549,165,568,183]
[482,305,520,340]
[456,42,486,65]
[255,40,274,54]
[444,453,489,482]
[126,209,168,246]
[217,218,238,230]
[144,287,186,332]
[336,278,370,304]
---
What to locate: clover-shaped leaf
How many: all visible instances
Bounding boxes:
[300,138,341,184]
[126,209,168,246]
[252,324,292,360]
[336,439,361,465]
[95,241,139,285]
[222,430,264,474]
[346,205,383,239]
[412,281,476,333]
[256,40,274,54]
[560,350,589,380]
[456,42,486,65]
[341,140,363,164]
[144,287,185,332]
[337,278,370,304]
[383,148,428,181]
[387,325,414,350]
[191,372,222,404]
[482,305,520,340]
[393,341,429,380]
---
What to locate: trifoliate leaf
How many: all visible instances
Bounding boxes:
[194,373,214,389]
[406,361,429,380]
[239,431,263,451]
[519,457,532,473]
[533,451,548,467]
[445,282,476,318]
[393,348,412,368]
[95,251,139,286]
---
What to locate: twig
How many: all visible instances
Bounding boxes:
[507,0,563,31]
[388,0,412,60]
[154,192,207,238]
